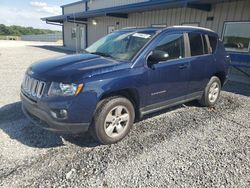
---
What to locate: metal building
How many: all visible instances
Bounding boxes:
[42,0,250,83]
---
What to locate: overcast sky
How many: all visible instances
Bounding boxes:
[0,0,76,30]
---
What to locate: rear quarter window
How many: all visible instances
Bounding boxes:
[202,34,209,54]
[208,36,218,53]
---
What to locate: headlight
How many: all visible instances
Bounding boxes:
[48,82,84,96]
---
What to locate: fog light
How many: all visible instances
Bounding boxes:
[51,109,68,119]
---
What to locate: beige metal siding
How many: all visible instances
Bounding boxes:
[64,2,85,14]
[88,0,148,10]
[63,2,86,51]
[87,0,250,45]
[64,22,86,51]
[64,22,77,50]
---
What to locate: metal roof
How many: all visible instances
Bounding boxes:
[42,0,229,23]
[61,0,87,8]
[41,15,67,23]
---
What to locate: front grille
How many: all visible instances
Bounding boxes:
[22,75,46,98]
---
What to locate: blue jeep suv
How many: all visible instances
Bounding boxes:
[21,26,229,144]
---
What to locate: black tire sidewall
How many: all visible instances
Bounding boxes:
[94,97,135,144]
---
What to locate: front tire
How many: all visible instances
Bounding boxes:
[90,96,135,144]
[199,76,221,107]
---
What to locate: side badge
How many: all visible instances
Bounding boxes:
[151,90,167,96]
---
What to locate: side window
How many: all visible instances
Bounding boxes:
[188,33,203,56]
[154,34,184,61]
[202,34,209,54]
[208,36,218,53]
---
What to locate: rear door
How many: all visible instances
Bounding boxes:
[187,32,214,94]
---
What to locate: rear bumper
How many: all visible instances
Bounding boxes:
[21,92,90,134]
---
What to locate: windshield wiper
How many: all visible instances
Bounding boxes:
[90,52,112,58]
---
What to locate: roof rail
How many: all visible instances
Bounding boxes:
[170,25,215,32]
[121,27,141,29]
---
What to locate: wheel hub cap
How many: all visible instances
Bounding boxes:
[208,82,219,103]
[104,105,130,138]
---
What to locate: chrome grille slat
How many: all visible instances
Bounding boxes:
[29,78,33,95]
[31,80,38,96]
[22,75,46,99]
[37,81,45,98]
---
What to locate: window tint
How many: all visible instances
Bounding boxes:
[223,22,250,52]
[202,35,209,54]
[154,34,184,61]
[188,33,203,56]
[208,36,218,53]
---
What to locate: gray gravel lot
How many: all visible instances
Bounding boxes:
[0,40,249,187]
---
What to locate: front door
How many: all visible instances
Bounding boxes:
[146,32,190,107]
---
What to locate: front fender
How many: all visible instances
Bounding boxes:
[82,67,147,116]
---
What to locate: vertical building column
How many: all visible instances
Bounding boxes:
[62,6,65,46]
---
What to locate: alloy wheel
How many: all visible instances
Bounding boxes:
[208,82,219,103]
[104,105,130,138]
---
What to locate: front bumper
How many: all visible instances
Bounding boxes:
[21,92,90,134]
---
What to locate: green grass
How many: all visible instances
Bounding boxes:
[0,35,20,40]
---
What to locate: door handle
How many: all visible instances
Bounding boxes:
[179,64,188,69]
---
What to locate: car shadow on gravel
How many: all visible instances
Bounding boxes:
[62,133,100,147]
[0,102,64,148]
[0,101,101,148]
[223,81,250,97]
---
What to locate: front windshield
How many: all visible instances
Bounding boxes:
[85,31,155,61]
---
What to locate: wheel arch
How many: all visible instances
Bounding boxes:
[214,71,226,86]
[99,88,140,120]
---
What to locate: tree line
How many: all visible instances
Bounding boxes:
[0,24,61,36]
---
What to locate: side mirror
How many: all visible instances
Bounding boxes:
[148,50,169,65]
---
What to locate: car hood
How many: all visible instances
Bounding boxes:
[28,53,129,82]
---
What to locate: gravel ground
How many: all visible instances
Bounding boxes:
[0,41,249,187]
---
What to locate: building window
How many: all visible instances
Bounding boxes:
[223,22,250,53]
[71,28,76,38]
